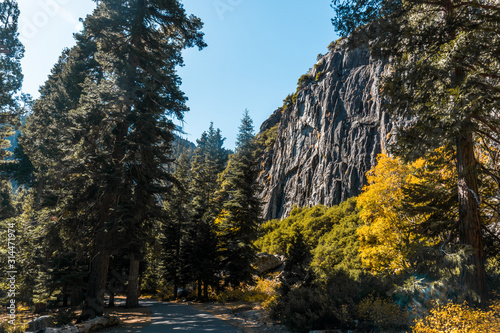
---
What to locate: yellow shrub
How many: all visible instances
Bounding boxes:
[215,276,279,303]
[412,301,500,333]
[0,316,29,333]
[253,276,279,296]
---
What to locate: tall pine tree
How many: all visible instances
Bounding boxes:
[0,0,23,218]
[25,0,205,316]
[80,0,205,312]
[188,123,230,298]
[216,110,262,287]
[162,149,193,298]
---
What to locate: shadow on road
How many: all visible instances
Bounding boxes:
[102,300,242,333]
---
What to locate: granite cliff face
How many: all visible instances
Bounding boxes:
[258,38,400,220]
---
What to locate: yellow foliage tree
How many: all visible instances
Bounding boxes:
[356,153,438,274]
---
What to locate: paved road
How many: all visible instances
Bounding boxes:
[103,300,242,333]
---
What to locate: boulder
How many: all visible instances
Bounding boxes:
[26,315,119,333]
[45,326,79,333]
[76,315,120,333]
[27,315,54,331]
[254,253,283,274]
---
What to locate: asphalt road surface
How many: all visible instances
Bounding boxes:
[103,300,243,333]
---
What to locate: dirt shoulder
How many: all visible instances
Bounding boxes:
[103,305,151,330]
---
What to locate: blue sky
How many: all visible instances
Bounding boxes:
[18,0,338,149]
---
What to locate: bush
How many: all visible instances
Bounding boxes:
[358,295,408,330]
[281,93,298,111]
[51,308,78,326]
[315,71,323,82]
[412,301,500,333]
[273,271,397,333]
[256,198,360,273]
[327,37,345,50]
[310,202,362,282]
[0,317,28,333]
[257,124,278,151]
[297,74,313,88]
[279,286,351,333]
[214,276,279,303]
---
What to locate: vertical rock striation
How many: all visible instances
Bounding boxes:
[258,38,400,220]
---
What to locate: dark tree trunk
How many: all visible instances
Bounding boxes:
[126,253,141,308]
[83,235,110,318]
[71,287,82,307]
[108,291,115,307]
[173,285,178,299]
[197,279,202,299]
[456,131,487,306]
[82,118,128,319]
[203,280,208,300]
[173,217,181,300]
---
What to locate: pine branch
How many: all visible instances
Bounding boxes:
[482,224,500,245]
[452,1,500,11]
[441,219,460,255]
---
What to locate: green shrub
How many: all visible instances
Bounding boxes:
[281,93,298,111]
[328,37,346,50]
[357,295,408,330]
[256,198,360,263]
[311,208,362,282]
[315,71,323,82]
[279,286,349,333]
[297,74,312,88]
[313,61,323,71]
[257,124,278,151]
[274,271,398,333]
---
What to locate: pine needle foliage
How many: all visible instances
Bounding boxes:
[216,110,262,287]
[187,123,230,298]
[0,0,24,219]
[23,0,206,315]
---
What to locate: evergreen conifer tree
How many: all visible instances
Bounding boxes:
[163,149,193,298]
[25,0,205,316]
[188,123,230,298]
[81,0,204,312]
[216,110,262,287]
[0,0,23,218]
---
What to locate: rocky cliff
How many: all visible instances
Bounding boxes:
[258,37,400,220]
